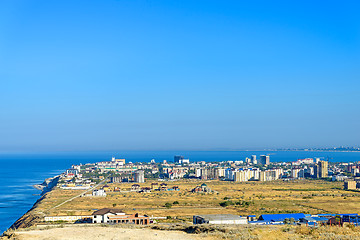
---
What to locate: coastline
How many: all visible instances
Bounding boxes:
[5,176,60,233]
[33,175,60,195]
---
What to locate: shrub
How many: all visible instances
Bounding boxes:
[219,201,234,207]
[173,201,179,205]
[165,202,172,208]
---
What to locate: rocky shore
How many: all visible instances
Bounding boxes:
[33,176,60,195]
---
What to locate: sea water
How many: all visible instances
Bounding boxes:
[1,150,360,233]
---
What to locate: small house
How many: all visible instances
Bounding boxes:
[141,187,151,193]
[92,208,125,223]
[102,185,111,192]
[160,183,168,191]
[108,213,150,225]
[151,183,158,190]
[131,184,141,191]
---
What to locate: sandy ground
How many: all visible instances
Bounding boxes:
[12,226,203,240]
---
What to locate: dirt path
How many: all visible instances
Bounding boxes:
[47,177,108,211]
[12,226,204,240]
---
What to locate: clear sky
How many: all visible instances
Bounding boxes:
[0,0,359,151]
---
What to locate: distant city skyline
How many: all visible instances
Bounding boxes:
[0,1,359,152]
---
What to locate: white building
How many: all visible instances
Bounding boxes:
[66,168,79,176]
[225,168,234,180]
[251,155,257,164]
[45,215,92,222]
[291,168,304,178]
[251,168,261,180]
[92,208,126,223]
[181,159,190,164]
[195,168,201,178]
[332,175,348,181]
[134,170,145,183]
[193,214,248,224]
[92,189,106,197]
[259,155,270,165]
[352,168,359,176]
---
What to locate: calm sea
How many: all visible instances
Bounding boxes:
[1,150,360,233]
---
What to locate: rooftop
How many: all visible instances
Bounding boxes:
[92,208,124,216]
[259,213,306,221]
[195,214,245,221]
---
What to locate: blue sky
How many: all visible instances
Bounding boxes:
[0,0,359,151]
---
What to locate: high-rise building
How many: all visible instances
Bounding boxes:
[259,155,270,165]
[344,181,356,190]
[134,170,145,183]
[195,168,201,178]
[174,155,184,164]
[291,168,304,178]
[174,155,189,164]
[251,155,256,163]
[319,161,328,178]
[200,168,208,180]
[314,161,328,178]
[214,168,225,178]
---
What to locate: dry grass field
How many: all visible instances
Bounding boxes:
[32,179,360,221]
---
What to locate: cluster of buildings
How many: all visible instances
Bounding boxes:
[340,163,360,190]
[61,153,360,188]
[92,208,150,225]
[44,209,360,228]
[60,154,360,195]
[59,166,95,190]
[58,153,360,200]
[193,213,360,227]
[45,208,151,225]
[191,183,213,193]
[290,159,329,179]
[89,182,180,196]
[130,183,179,192]
[58,154,337,191]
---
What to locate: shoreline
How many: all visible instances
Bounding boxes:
[3,175,60,234]
[33,175,60,195]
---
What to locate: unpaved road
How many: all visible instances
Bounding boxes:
[11,226,205,240]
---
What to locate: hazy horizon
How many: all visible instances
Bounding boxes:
[1,1,359,152]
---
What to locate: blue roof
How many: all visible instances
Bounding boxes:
[248,215,256,217]
[259,213,306,221]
